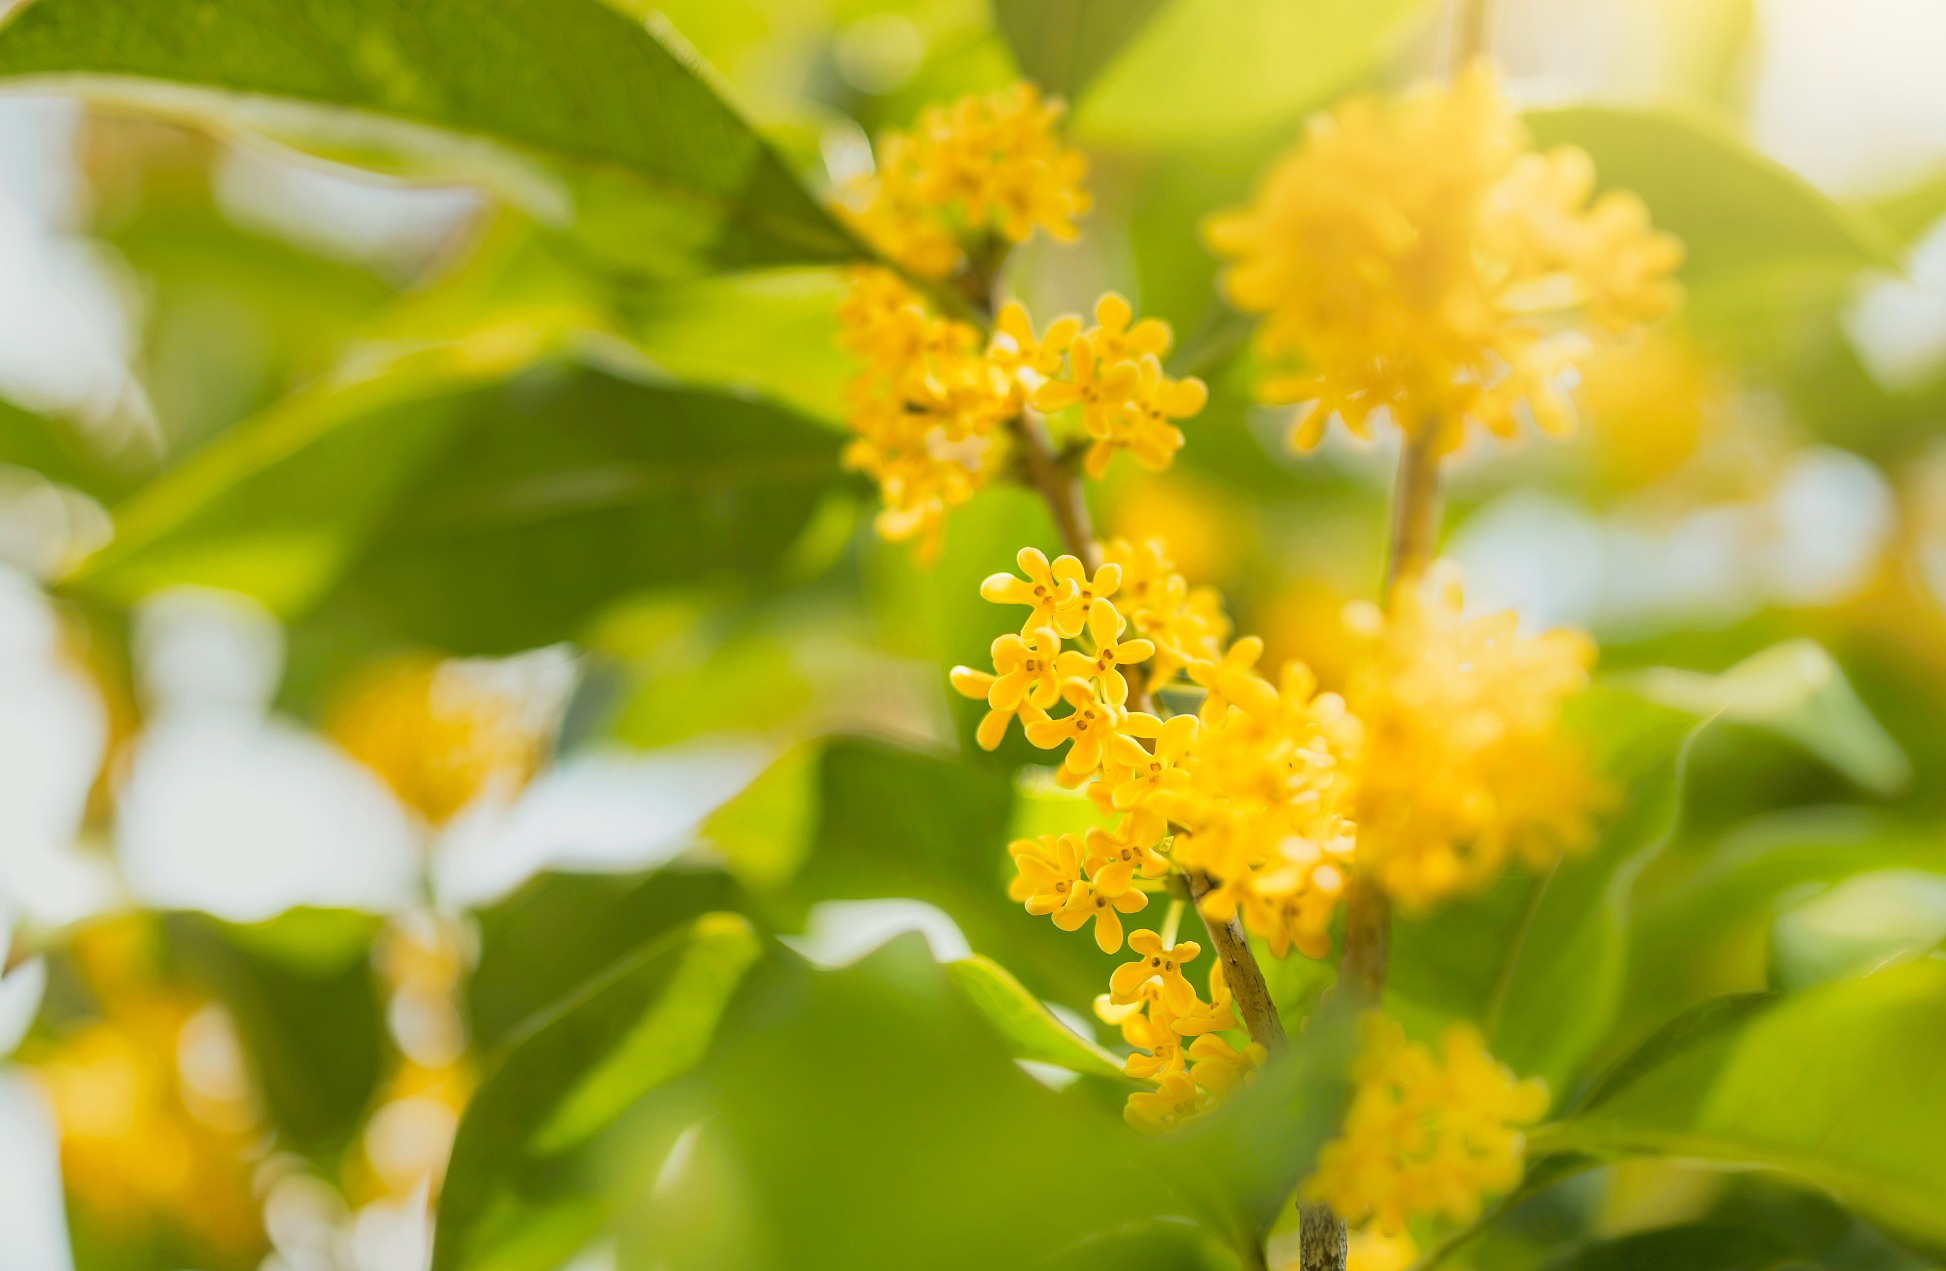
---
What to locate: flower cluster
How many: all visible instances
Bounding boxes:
[840,82,1091,279]
[959,543,1361,962]
[1206,66,1682,453]
[1105,946,1269,1133]
[839,277,1205,558]
[1305,1015,1548,1235]
[1341,565,1605,909]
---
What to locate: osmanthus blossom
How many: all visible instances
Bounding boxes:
[1207,66,1682,454]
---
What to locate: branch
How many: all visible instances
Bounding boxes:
[1004,409,1289,1056]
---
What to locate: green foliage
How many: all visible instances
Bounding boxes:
[945,953,1129,1078]
[1539,961,1946,1251]
[991,0,1173,102]
[0,0,861,275]
[165,911,385,1160]
[434,914,763,1271]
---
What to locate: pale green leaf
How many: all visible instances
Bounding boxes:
[945,953,1127,1079]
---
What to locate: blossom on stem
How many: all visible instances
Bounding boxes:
[1206,65,1681,454]
[1054,598,1154,706]
[1305,1015,1548,1235]
[981,547,1082,635]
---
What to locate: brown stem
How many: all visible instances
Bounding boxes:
[1384,424,1444,592]
[1188,871,1287,1054]
[1005,408,1288,1055]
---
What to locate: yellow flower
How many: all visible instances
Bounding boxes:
[1103,536,1231,693]
[1186,1032,1267,1098]
[1007,833,1086,915]
[839,82,1091,280]
[1306,1016,1548,1235]
[1048,556,1122,637]
[1342,564,1606,908]
[1023,677,1135,774]
[27,923,264,1263]
[1347,1227,1419,1271]
[1083,355,1207,480]
[1187,634,1279,726]
[1052,859,1150,953]
[1125,1071,1204,1134]
[988,626,1065,711]
[1108,930,1203,1013]
[1054,598,1154,707]
[989,301,1080,378]
[949,664,1051,750]
[329,655,542,823]
[980,546,1083,635]
[1206,66,1681,454]
[1033,335,1142,440]
[1082,293,1173,364]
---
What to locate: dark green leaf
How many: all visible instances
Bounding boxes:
[1540,1223,1803,1271]
[433,913,762,1271]
[990,0,1172,101]
[333,365,847,652]
[165,911,384,1160]
[0,0,860,274]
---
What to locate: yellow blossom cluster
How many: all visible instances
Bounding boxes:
[841,82,1091,279]
[26,920,264,1262]
[1105,949,1269,1133]
[330,655,544,823]
[1206,66,1683,454]
[839,275,1205,558]
[1305,1015,1548,1235]
[1342,566,1606,909]
[957,543,1361,963]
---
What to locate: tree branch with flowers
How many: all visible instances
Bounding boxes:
[830,20,1682,1265]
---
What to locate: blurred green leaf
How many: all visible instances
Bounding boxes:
[623,934,1172,1271]
[1630,639,1910,795]
[1539,1222,1802,1271]
[700,742,822,893]
[1524,108,1899,280]
[1538,961,1946,1251]
[0,0,861,275]
[1072,0,1431,150]
[434,913,762,1271]
[1870,166,1946,242]
[468,867,751,1052]
[165,911,384,1161]
[991,0,1172,102]
[618,267,851,427]
[945,953,1127,1078]
[65,339,545,618]
[0,397,144,504]
[1388,697,1697,1099]
[1768,869,1946,992]
[333,365,846,652]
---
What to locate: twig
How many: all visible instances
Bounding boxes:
[1188,871,1287,1054]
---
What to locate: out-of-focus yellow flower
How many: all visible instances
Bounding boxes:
[1342,564,1605,908]
[1347,1225,1419,1271]
[27,922,264,1263]
[1107,474,1246,589]
[1207,66,1682,454]
[840,82,1091,280]
[330,656,542,823]
[1306,1015,1548,1235]
[1575,329,1722,490]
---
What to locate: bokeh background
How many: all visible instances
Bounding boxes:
[3,0,1946,1269]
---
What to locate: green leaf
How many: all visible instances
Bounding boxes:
[1540,1223,1804,1271]
[1523,108,1899,280]
[1537,961,1946,1252]
[63,342,509,618]
[1629,639,1910,795]
[0,0,860,275]
[945,954,1127,1079]
[1071,0,1432,150]
[433,913,762,1271]
[612,933,1173,1271]
[467,867,751,1052]
[332,365,847,652]
[990,0,1173,102]
[1768,869,1946,992]
[164,911,384,1160]
[698,742,822,893]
